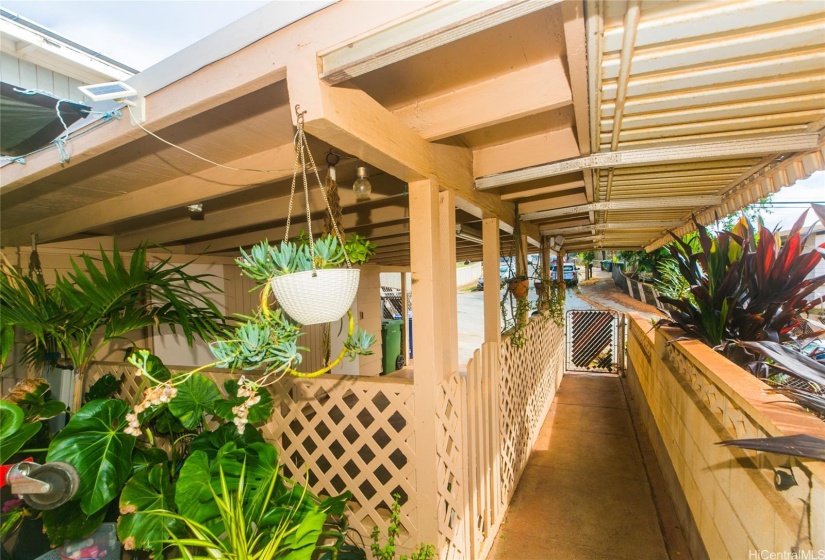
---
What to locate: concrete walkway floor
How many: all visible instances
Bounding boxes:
[489,372,691,560]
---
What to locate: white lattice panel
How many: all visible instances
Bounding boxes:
[264,375,419,549]
[435,371,468,560]
[499,319,563,504]
[87,363,419,550]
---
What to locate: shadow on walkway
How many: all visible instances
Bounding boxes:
[489,372,691,560]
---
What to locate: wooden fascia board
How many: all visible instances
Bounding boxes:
[475,133,821,189]
[1,143,298,248]
[0,1,427,192]
[522,195,723,221]
[318,0,561,84]
[393,58,572,141]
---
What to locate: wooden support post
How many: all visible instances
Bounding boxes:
[408,178,443,546]
[517,230,529,323]
[439,191,458,375]
[482,218,501,344]
[400,271,409,364]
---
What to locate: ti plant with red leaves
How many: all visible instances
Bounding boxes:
[659,210,825,347]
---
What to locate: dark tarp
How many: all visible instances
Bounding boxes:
[1,82,91,157]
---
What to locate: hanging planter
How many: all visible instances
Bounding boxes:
[234,106,378,327]
[509,277,529,299]
[271,268,360,325]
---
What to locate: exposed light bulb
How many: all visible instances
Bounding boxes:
[353,166,372,201]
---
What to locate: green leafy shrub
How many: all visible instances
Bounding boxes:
[370,494,434,560]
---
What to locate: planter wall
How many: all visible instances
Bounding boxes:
[625,315,825,559]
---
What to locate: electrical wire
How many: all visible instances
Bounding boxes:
[126,105,299,174]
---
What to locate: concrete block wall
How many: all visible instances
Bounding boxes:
[626,315,825,559]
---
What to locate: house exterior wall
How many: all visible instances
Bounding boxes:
[0,50,89,103]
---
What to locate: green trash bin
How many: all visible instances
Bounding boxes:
[381,319,403,374]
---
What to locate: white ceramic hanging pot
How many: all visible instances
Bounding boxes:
[270,268,360,325]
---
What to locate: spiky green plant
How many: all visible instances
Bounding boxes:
[0,242,226,410]
[659,212,825,346]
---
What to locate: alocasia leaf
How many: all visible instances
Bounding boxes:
[117,464,183,556]
[212,379,273,424]
[47,399,135,515]
[167,374,220,429]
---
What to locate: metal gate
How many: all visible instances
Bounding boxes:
[565,310,623,373]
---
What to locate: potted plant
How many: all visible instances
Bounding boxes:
[508,275,529,299]
[236,233,375,326]
[2,349,353,556]
[658,209,825,420]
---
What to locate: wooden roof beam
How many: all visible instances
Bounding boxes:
[121,194,409,250]
[560,0,593,202]
[189,219,412,255]
[473,129,580,179]
[319,0,561,84]
[286,49,539,245]
[475,133,820,189]
[394,59,572,141]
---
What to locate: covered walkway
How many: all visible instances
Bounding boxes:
[489,371,690,560]
[489,277,689,560]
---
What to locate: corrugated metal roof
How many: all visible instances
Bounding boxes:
[571,0,825,252]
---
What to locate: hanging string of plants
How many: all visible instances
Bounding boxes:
[500,203,534,347]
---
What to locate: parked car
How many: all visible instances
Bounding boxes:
[551,263,579,286]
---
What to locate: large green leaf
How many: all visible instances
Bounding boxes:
[132,446,169,474]
[0,323,13,369]
[118,464,184,556]
[175,443,280,527]
[41,500,106,545]
[0,421,41,463]
[47,399,135,515]
[0,400,24,438]
[213,379,274,424]
[167,374,220,429]
[174,450,217,524]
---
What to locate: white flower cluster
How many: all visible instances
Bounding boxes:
[124,384,178,437]
[231,377,261,434]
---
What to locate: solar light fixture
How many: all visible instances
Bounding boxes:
[77,81,145,123]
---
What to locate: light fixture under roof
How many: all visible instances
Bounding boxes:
[78,81,138,101]
[77,81,145,124]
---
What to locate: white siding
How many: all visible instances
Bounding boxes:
[0,51,89,102]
